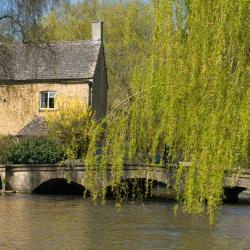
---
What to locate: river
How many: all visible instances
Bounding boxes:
[0,193,250,250]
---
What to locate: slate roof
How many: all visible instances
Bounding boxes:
[0,40,101,82]
[17,116,47,137]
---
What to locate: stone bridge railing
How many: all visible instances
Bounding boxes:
[0,164,249,202]
[0,164,174,193]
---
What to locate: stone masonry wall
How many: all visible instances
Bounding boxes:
[0,82,89,135]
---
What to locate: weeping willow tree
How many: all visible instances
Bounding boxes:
[84,0,249,224]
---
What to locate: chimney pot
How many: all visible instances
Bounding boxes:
[92,21,103,43]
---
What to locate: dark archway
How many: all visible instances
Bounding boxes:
[0,176,2,190]
[32,178,90,196]
[105,178,168,200]
[223,187,247,203]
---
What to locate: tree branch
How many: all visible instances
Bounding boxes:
[0,14,26,42]
[107,84,162,118]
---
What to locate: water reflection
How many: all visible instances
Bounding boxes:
[0,193,249,250]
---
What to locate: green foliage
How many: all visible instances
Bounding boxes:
[46,98,103,160]
[42,0,152,109]
[1,0,249,224]
[1,137,64,164]
[85,0,249,224]
[0,135,16,163]
[0,134,15,152]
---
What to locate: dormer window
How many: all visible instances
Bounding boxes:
[40,91,56,109]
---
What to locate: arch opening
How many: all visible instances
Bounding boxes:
[223,187,247,203]
[32,178,90,196]
[105,178,170,201]
[0,176,2,190]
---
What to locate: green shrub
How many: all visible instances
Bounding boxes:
[46,97,103,160]
[0,135,16,163]
[0,134,15,151]
[1,137,64,164]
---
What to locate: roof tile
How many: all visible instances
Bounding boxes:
[0,40,101,82]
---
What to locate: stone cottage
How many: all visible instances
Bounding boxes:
[0,21,108,137]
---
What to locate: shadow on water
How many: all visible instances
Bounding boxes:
[29,177,250,206]
[105,178,177,202]
[104,178,250,205]
[31,178,90,196]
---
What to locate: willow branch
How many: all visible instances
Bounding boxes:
[107,84,158,118]
[106,81,172,119]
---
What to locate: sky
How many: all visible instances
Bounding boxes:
[70,0,82,3]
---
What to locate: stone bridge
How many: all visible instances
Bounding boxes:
[0,164,249,202]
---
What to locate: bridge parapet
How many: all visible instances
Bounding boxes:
[0,164,176,193]
[225,173,250,190]
[0,164,249,202]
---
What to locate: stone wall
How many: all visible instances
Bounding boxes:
[0,82,90,135]
[0,164,171,193]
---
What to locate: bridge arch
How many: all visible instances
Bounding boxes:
[32,178,90,196]
[223,186,247,203]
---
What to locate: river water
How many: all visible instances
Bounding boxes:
[0,194,250,250]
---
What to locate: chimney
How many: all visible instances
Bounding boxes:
[92,21,103,43]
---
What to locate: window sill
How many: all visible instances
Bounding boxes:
[39,108,56,112]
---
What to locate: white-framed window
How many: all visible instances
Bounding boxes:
[40,91,56,109]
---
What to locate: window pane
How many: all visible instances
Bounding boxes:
[48,92,55,108]
[40,91,55,109]
[49,97,54,108]
[49,92,55,98]
[41,92,48,108]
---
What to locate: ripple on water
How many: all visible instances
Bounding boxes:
[0,193,250,250]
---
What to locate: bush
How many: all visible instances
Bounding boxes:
[0,134,15,152]
[46,97,103,160]
[0,135,16,163]
[1,137,64,164]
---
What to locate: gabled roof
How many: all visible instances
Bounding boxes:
[17,116,47,137]
[0,40,101,82]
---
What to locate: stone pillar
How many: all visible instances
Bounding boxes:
[2,165,13,192]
